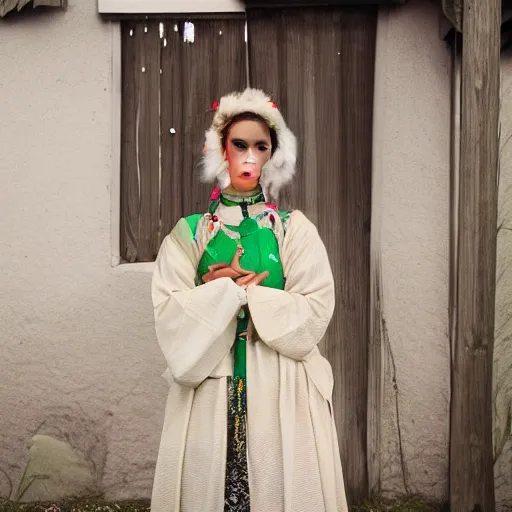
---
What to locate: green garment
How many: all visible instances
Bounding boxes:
[187,192,287,512]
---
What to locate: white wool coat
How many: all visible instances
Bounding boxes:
[150,203,348,512]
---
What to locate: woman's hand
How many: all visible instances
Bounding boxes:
[202,263,240,283]
[231,246,269,287]
[201,245,270,286]
[235,271,269,288]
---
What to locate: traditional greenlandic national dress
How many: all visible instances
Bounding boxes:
[151,190,349,512]
[195,190,287,511]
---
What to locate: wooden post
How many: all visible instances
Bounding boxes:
[450,0,500,510]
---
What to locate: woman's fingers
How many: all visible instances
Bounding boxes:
[236,270,269,288]
[203,252,270,286]
[215,268,241,279]
[230,247,251,276]
[247,271,269,286]
[208,263,229,272]
[236,273,255,286]
[203,264,239,282]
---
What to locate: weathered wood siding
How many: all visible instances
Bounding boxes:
[120,19,246,262]
[120,11,376,507]
[450,0,501,509]
[247,7,376,504]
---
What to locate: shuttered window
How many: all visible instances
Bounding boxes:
[120,18,247,262]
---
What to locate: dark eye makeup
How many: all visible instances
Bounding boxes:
[232,139,247,150]
[230,138,270,152]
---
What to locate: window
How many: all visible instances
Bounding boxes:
[120,17,247,263]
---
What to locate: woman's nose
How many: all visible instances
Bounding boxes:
[245,150,256,164]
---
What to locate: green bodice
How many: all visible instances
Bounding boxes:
[197,217,285,290]
[186,190,289,507]
[188,191,287,291]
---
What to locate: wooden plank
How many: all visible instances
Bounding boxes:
[121,17,246,261]
[160,21,184,239]
[136,20,162,261]
[450,0,501,510]
[330,9,375,503]
[248,7,376,505]
[179,19,247,217]
[101,12,246,22]
[120,21,142,263]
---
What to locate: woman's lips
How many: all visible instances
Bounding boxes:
[240,165,258,178]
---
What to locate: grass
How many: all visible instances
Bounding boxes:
[352,494,445,512]
[0,495,447,512]
[6,496,510,512]
[0,496,444,512]
[0,499,151,512]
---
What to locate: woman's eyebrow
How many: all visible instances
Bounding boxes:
[230,137,270,145]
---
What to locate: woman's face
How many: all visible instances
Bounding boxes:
[224,119,272,193]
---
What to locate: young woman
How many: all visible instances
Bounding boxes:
[151,89,348,512]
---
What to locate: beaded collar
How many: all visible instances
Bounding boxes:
[219,191,266,207]
[208,189,266,218]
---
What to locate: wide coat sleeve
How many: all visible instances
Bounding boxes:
[246,210,335,361]
[152,218,247,388]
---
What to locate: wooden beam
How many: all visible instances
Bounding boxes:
[450,0,501,510]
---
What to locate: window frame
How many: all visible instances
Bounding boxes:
[109,7,245,270]
[99,0,244,14]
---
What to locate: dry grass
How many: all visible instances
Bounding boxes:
[352,494,445,512]
[0,499,150,512]
[9,495,512,512]
[0,495,445,512]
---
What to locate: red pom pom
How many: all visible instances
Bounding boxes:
[212,100,219,111]
[271,102,278,109]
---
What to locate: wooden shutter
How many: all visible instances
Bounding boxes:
[120,18,247,262]
[247,6,377,504]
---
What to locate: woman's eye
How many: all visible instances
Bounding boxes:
[233,140,247,150]
[258,145,268,152]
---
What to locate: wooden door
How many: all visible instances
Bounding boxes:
[247,7,377,504]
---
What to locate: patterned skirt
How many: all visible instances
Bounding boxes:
[224,312,250,512]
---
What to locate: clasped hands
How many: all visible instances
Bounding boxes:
[202,246,269,288]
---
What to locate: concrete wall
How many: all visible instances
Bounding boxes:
[0,1,161,501]
[372,0,451,500]
[494,54,512,509]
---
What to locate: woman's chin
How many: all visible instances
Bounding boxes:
[231,179,259,193]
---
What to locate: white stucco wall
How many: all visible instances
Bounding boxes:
[494,55,512,509]
[0,2,161,501]
[372,0,451,500]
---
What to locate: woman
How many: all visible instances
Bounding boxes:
[151,89,348,512]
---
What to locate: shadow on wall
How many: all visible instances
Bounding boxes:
[0,408,107,503]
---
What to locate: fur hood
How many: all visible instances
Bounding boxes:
[201,88,297,201]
